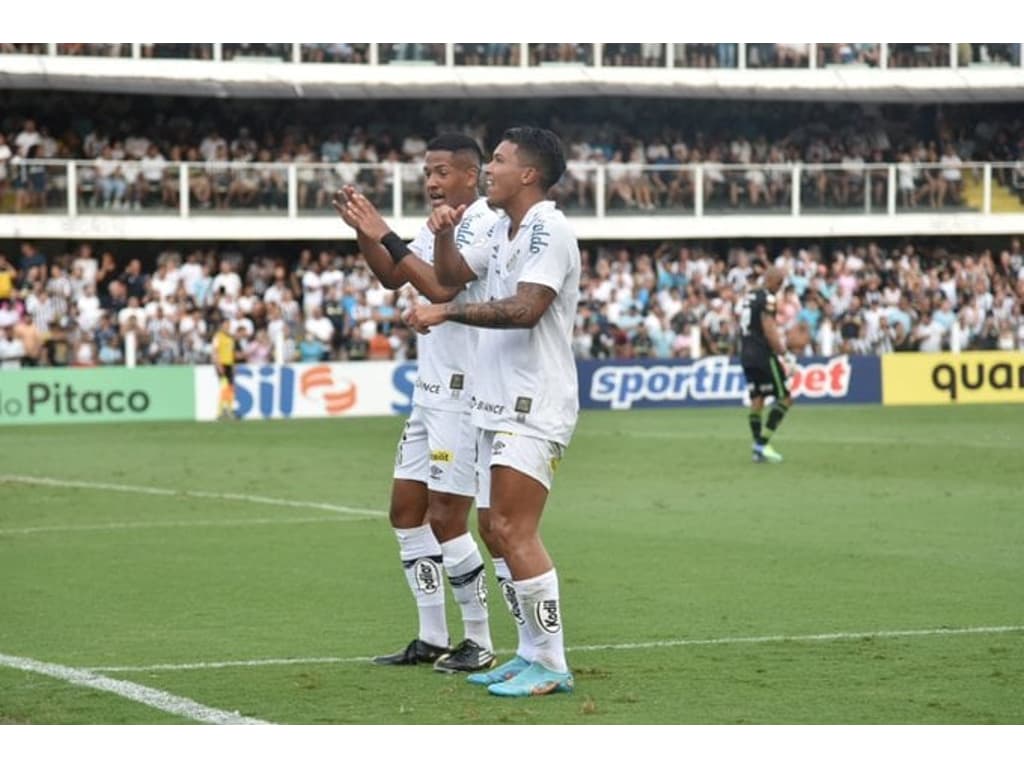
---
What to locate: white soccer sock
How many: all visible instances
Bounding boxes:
[394,524,448,649]
[493,557,534,662]
[514,569,568,673]
[441,533,492,650]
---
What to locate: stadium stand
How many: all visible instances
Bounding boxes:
[0,43,1021,369]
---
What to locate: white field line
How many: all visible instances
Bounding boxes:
[88,624,1024,673]
[0,516,371,536]
[0,652,269,724]
[0,474,385,518]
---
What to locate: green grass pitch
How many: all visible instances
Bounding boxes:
[1,404,1022,724]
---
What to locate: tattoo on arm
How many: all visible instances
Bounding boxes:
[444,283,556,329]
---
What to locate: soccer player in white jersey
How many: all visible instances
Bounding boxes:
[332,134,500,673]
[406,127,581,697]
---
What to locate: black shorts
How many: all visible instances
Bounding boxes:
[220,365,234,384]
[742,354,790,400]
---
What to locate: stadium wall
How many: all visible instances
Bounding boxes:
[4,352,1022,425]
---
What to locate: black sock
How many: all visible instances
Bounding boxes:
[763,402,790,441]
[748,412,764,444]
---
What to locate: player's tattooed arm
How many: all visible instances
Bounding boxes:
[403,282,556,333]
[444,282,556,329]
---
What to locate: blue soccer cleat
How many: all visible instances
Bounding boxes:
[466,654,530,686]
[486,662,574,697]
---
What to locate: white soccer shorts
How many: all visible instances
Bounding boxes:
[393,405,477,497]
[476,429,565,504]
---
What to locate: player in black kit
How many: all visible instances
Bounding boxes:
[739,266,795,463]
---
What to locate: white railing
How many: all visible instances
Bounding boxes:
[4,160,1021,220]
[1,43,1021,69]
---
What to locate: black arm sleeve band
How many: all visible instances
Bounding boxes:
[380,231,411,265]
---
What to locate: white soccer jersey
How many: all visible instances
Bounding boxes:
[408,196,498,412]
[463,201,581,446]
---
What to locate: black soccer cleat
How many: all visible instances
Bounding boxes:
[372,638,450,666]
[433,639,497,674]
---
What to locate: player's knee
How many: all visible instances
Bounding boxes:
[426,494,470,541]
[477,510,500,555]
[389,504,424,530]
[484,509,518,553]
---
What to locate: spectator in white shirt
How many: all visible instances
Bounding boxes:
[14,119,41,158]
[211,260,242,298]
[0,324,26,368]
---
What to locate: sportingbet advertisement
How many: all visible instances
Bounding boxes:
[193,361,415,420]
[0,366,195,425]
[882,351,1024,405]
[579,355,882,410]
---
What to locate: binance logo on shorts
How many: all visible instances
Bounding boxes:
[430,449,453,462]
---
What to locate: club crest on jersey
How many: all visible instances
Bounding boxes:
[535,599,561,634]
[415,558,441,595]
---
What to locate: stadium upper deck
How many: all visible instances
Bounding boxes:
[1,42,1022,240]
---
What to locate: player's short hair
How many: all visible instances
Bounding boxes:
[501,126,567,191]
[426,133,484,169]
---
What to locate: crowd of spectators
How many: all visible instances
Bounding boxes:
[2,94,1023,215]
[574,237,1024,360]
[5,43,1019,68]
[2,236,1022,372]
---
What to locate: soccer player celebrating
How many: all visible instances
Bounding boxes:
[406,127,580,697]
[333,134,499,673]
[739,266,795,463]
